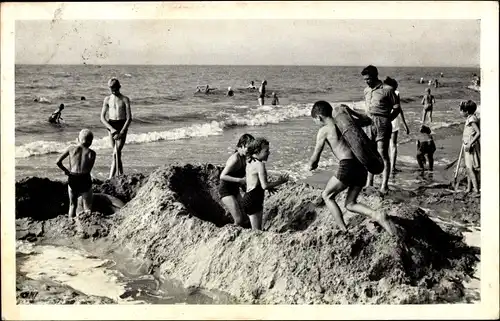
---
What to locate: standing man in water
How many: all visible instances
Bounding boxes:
[100,77,132,179]
[258,80,267,106]
[361,65,400,194]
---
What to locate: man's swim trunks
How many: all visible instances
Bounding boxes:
[68,172,92,195]
[367,115,392,142]
[242,183,265,215]
[108,119,126,133]
[336,158,367,187]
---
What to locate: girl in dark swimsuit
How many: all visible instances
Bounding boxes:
[242,137,289,230]
[219,134,255,226]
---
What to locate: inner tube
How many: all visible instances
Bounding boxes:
[332,105,384,175]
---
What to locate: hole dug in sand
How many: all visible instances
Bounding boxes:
[168,164,233,227]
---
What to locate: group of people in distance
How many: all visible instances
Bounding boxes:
[195,79,280,106]
[55,64,480,235]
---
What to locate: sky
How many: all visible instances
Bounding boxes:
[15,19,480,66]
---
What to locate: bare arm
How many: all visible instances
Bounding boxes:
[389,90,401,121]
[120,96,132,135]
[256,162,287,190]
[399,106,410,134]
[468,122,480,147]
[100,97,115,132]
[432,96,436,104]
[421,96,425,105]
[220,154,245,184]
[309,128,326,170]
[88,150,97,173]
[56,148,71,175]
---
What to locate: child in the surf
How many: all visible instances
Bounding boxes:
[416,125,436,173]
[56,129,96,220]
[308,101,395,235]
[460,100,480,194]
[271,92,280,106]
[421,88,436,123]
[242,137,289,230]
[48,104,64,124]
[219,134,255,227]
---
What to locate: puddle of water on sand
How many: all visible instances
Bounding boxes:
[16,240,235,304]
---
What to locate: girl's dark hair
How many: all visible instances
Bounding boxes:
[383,76,398,90]
[420,125,432,134]
[459,100,477,114]
[236,133,255,148]
[246,137,269,158]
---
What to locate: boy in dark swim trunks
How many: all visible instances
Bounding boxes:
[100,78,132,179]
[308,101,395,235]
[242,137,289,230]
[416,125,436,173]
[56,129,96,220]
[219,134,255,226]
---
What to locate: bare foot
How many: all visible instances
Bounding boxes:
[379,186,389,195]
[375,214,396,236]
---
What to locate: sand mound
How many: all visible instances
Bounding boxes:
[108,164,478,304]
[15,175,144,241]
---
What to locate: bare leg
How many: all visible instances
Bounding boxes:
[426,153,434,171]
[467,167,480,193]
[429,110,433,123]
[81,190,93,215]
[322,176,348,232]
[248,211,263,230]
[114,133,127,176]
[108,133,117,179]
[221,195,245,226]
[67,186,78,219]
[416,153,426,171]
[258,98,264,106]
[377,139,391,193]
[422,110,427,123]
[344,186,395,235]
[389,131,398,175]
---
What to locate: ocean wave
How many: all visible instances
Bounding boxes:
[15,121,225,158]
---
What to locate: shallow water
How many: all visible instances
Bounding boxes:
[16,240,236,304]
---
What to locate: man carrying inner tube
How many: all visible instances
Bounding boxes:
[361,65,401,194]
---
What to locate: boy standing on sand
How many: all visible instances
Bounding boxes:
[308,101,395,235]
[100,78,132,179]
[56,129,96,220]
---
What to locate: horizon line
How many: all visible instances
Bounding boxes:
[14,63,480,68]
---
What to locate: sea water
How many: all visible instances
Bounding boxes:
[15,65,479,185]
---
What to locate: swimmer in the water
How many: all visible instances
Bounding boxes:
[271,92,279,106]
[48,104,64,124]
[196,84,216,94]
[100,77,132,179]
[227,87,234,97]
[247,81,256,89]
[258,80,267,106]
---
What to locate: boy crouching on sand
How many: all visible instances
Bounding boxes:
[56,129,96,220]
[308,101,395,235]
